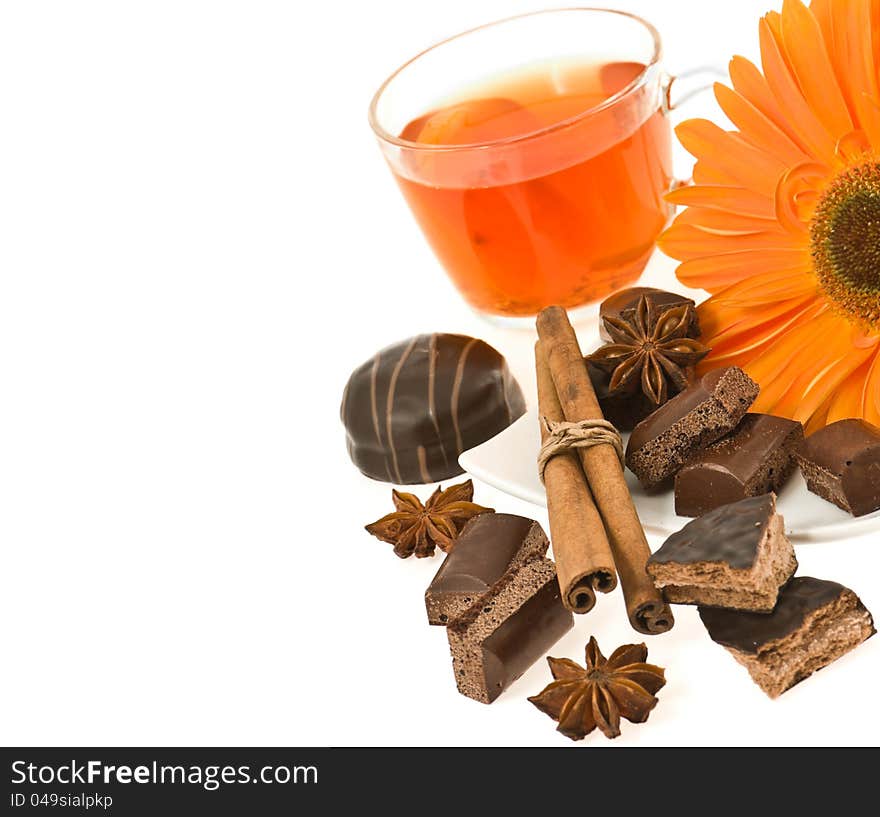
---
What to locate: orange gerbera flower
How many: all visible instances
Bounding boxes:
[657,0,880,431]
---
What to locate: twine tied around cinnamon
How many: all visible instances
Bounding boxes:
[537,416,624,484]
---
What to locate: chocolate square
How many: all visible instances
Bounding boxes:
[647,494,797,612]
[626,367,759,489]
[446,559,573,704]
[795,419,880,516]
[675,413,803,517]
[424,513,548,626]
[699,577,875,697]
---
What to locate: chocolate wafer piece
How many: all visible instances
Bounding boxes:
[795,419,880,517]
[699,577,875,698]
[647,494,797,612]
[447,558,573,704]
[626,367,759,490]
[424,513,548,626]
[675,414,803,517]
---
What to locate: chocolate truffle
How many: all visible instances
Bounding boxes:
[341,333,525,484]
[699,577,875,698]
[626,367,759,490]
[675,414,803,517]
[647,494,797,612]
[424,514,548,626]
[599,287,698,342]
[447,558,573,704]
[795,419,880,517]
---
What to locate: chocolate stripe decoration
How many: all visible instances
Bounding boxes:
[451,337,478,455]
[386,335,419,484]
[369,352,391,482]
[341,333,526,484]
[426,333,449,470]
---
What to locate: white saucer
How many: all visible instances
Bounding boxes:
[459,408,880,543]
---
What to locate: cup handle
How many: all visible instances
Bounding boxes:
[661,66,726,189]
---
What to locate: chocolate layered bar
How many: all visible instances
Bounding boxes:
[699,577,874,698]
[647,494,797,612]
[424,513,548,626]
[795,419,880,517]
[626,367,759,490]
[447,558,573,704]
[675,413,803,517]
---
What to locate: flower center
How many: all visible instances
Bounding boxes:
[811,161,880,331]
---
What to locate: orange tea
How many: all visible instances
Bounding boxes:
[393,59,673,316]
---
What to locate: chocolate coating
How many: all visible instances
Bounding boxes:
[675,414,803,516]
[628,367,728,453]
[448,559,573,703]
[599,287,698,342]
[425,514,547,625]
[428,514,543,595]
[481,579,571,700]
[650,494,775,571]
[340,333,525,484]
[699,577,855,653]
[796,419,880,516]
[625,367,759,489]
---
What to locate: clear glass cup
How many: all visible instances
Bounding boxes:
[370,8,707,325]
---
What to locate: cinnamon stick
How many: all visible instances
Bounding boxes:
[536,341,617,613]
[536,306,674,635]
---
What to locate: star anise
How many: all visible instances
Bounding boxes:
[587,295,709,406]
[364,479,493,559]
[528,636,666,740]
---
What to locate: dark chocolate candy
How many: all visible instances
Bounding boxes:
[795,419,880,517]
[626,367,760,489]
[675,414,803,517]
[341,333,525,484]
[699,577,875,697]
[586,360,661,431]
[648,493,796,613]
[447,558,573,703]
[424,513,547,626]
[599,287,698,342]
[650,493,776,571]
[699,577,865,653]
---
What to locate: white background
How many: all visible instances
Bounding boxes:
[1,0,877,747]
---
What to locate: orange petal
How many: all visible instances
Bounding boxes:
[811,0,859,122]
[676,119,788,196]
[865,348,880,424]
[692,160,739,187]
[825,364,866,423]
[658,223,804,259]
[780,0,852,139]
[839,0,880,145]
[728,56,790,136]
[770,313,877,420]
[701,297,819,364]
[699,291,815,341]
[676,249,813,291]
[666,184,776,218]
[825,354,879,425]
[806,397,832,433]
[714,82,810,167]
[708,266,815,306]
[673,206,781,234]
[759,17,839,165]
[744,302,829,393]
